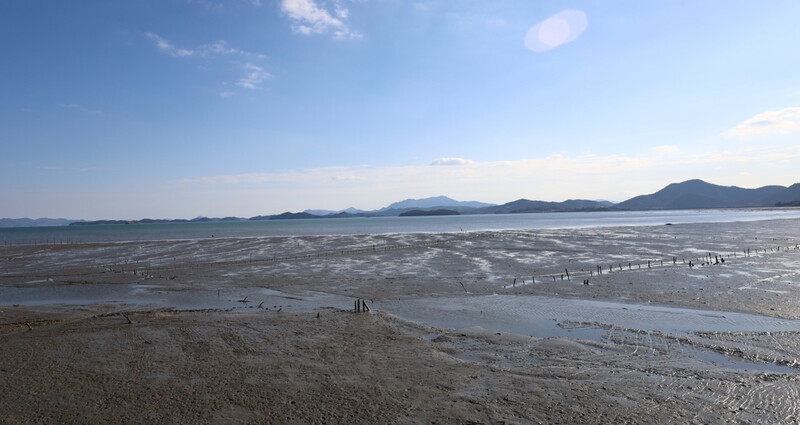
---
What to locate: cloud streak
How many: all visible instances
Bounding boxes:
[146,33,265,60]
[58,103,102,114]
[280,0,361,39]
[146,33,195,57]
[236,63,272,89]
[725,107,800,138]
[430,157,474,166]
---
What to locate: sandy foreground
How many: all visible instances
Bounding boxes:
[3,218,800,424]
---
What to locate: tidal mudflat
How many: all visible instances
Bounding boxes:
[3,218,800,423]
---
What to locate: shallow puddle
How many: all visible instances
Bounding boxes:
[694,349,797,374]
[377,294,800,335]
[0,283,345,312]
[377,294,800,373]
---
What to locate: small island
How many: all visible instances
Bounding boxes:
[399,209,460,217]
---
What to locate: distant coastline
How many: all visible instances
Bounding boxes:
[3,179,800,228]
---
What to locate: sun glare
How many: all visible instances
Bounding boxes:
[524,10,588,53]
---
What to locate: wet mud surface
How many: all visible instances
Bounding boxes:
[3,218,800,423]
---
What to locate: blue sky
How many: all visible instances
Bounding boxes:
[2,0,800,219]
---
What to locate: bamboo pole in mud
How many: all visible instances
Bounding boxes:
[564,269,570,280]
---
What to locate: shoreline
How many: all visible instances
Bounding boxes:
[4,208,800,246]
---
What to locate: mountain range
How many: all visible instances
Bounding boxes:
[2,179,800,227]
[616,179,800,210]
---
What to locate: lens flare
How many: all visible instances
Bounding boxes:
[524,10,587,53]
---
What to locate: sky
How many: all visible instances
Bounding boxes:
[2,0,800,220]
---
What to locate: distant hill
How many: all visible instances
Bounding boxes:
[70,217,247,226]
[399,209,460,217]
[475,199,615,214]
[761,183,800,206]
[616,179,798,210]
[304,207,367,215]
[0,218,78,228]
[379,196,495,211]
[249,212,318,220]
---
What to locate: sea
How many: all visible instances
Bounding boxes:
[2,208,800,245]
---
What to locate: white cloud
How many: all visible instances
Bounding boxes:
[236,63,272,89]
[430,157,474,166]
[725,107,800,138]
[219,91,235,97]
[280,0,361,39]
[145,32,195,57]
[524,10,587,53]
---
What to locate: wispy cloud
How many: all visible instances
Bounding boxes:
[725,107,800,138]
[146,33,265,60]
[430,157,474,166]
[146,32,195,57]
[280,0,361,39]
[236,63,272,89]
[58,103,102,114]
[145,33,270,91]
[200,40,266,59]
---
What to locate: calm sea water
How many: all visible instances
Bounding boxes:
[3,208,800,245]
